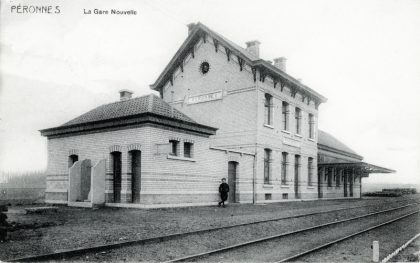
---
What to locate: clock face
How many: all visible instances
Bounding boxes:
[200,61,210,74]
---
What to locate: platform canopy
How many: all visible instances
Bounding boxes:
[318,162,396,177]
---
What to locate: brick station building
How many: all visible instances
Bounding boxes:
[40,22,394,208]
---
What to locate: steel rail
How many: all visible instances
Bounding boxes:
[8,199,419,262]
[164,205,420,262]
[275,210,420,263]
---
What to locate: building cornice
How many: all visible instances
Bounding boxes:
[40,113,217,138]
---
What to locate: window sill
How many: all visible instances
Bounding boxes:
[281,130,291,134]
[280,184,290,188]
[294,134,303,138]
[308,138,315,142]
[263,184,274,188]
[307,186,315,189]
[167,155,196,162]
[263,124,274,129]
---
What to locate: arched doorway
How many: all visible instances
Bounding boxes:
[228,161,237,203]
[111,151,122,203]
[130,150,141,203]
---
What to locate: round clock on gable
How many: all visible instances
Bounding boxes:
[199,61,210,74]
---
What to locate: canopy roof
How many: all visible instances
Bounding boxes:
[318,162,396,175]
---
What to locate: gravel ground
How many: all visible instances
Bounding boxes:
[0,195,418,261]
[65,202,420,262]
[295,212,420,262]
[390,235,420,262]
[173,206,419,262]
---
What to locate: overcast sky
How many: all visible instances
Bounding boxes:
[0,0,419,185]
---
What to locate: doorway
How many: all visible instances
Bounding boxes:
[111,151,122,203]
[228,161,237,203]
[294,155,300,199]
[343,169,348,197]
[130,150,141,203]
[349,173,354,197]
[317,168,323,198]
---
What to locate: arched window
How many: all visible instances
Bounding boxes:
[308,157,314,186]
[264,94,273,125]
[264,149,272,184]
[295,107,302,134]
[281,152,288,185]
[68,154,78,168]
[308,113,315,139]
[282,102,289,130]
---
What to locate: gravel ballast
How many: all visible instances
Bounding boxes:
[0,195,418,261]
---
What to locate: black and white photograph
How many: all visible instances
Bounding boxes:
[0,0,419,262]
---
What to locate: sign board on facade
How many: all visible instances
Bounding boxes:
[187,90,223,105]
[283,137,301,148]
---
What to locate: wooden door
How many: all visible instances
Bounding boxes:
[228,162,237,203]
[112,152,122,203]
[131,151,141,203]
[349,173,354,197]
[294,156,300,199]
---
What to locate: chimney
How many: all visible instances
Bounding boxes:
[119,89,133,101]
[245,40,261,58]
[273,57,287,72]
[187,23,196,35]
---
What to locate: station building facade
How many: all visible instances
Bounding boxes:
[40,22,394,208]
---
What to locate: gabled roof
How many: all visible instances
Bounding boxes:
[318,130,363,160]
[150,22,327,104]
[40,94,217,138]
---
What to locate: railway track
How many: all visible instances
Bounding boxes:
[165,207,420,262]
[8,199,420,262]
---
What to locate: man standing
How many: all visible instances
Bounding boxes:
[218,178,229,208]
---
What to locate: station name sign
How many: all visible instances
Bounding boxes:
[187,91,223,105]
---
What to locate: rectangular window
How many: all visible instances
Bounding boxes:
[295,107,302,134]
[282,101,289,130]
[265,193,272,200]
[309,113,314,139]
[264,94,273,125]
[281,152,288,184]
[184,142,193,158]
[282,193,288,199]
[264,149,271,184]
[308,157,313,186]
[169,140,179,156]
